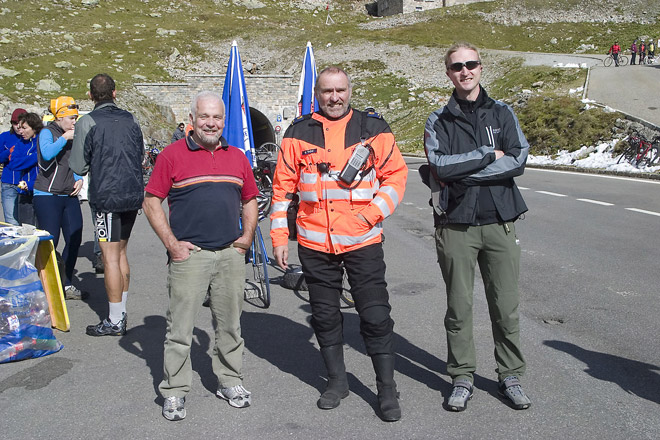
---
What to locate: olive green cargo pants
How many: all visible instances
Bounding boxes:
[435,222,526,383]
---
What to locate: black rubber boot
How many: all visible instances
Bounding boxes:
[371,354,401,421]
[317,344,349,409]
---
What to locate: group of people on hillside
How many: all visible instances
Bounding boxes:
[608,39,657,66]
[629,39,656,65]
[2,42,533,423]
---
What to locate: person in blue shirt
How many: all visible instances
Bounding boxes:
[1,108,28,225]
[33,96,87,300]
[12,112,41,225]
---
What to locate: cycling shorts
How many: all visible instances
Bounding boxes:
[94,210,138,243]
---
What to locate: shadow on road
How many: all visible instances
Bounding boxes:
[116,306,501,409]
[118,315,215,403]
[242,307,495,407]
[544,340,660,405]
[75,240,107,321]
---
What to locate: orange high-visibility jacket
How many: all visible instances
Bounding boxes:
[270,108,408,254]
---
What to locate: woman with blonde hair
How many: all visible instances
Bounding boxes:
[33,96,87,300]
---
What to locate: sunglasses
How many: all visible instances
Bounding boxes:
[448,60,481,72]
[58,104,79,112]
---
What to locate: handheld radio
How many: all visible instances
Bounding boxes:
[338,143,371,184]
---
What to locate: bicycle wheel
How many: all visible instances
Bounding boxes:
[648,145,660,166]
[251,226,271,308]
[637,145,659,167]
[604,56,613,67]
[619,55,629,66]
[255,142,279,162]
[616,147,635,164]
[255,173,273,219]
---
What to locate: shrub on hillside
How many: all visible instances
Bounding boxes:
[517,96,619,155]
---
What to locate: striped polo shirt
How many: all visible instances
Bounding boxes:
[145,135,259,249]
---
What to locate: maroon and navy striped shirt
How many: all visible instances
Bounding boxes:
[145,136,259,249]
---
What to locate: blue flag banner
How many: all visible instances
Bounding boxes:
[222,41,256,167]
[297,41,319,117]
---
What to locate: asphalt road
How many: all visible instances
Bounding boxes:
[493,49,660,127]
[588,61,660,126]
[2,160,658,439]
[2,50,658,440]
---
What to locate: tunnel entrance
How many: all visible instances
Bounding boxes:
[250,107,276,148]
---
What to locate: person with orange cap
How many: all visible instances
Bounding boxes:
[0,108,29,225]
[33,96,87,300]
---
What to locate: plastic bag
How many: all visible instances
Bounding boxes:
[0,236,62,363]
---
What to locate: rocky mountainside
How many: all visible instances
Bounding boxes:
[1,0,657,140]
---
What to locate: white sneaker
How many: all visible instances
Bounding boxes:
[64,285,88,300]
[162,396,186,421]
[217,384,251,408]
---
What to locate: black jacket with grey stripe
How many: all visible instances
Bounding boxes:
[69,101,144,213]
[424,88,528,224]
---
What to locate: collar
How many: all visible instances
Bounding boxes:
[448,87,492,117]
[316,106,352,122]
[185,134,229,152]
[313,107,353,125]
[93,100,117,110]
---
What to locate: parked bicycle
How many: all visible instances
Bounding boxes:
[242,142,279,308]
[616,135,660,167]
[243,223,271,308]
[253,142,279,217]
[603,53,629,67]
[142,138,164,184]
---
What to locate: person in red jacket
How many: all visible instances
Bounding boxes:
[608,41,621,66]
[271,66,408,422]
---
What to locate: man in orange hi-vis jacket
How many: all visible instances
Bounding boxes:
[270,66,407,422]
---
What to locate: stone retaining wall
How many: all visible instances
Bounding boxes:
[135,74,299,143]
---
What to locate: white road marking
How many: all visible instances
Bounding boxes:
[518,186,530,190]
[625,208,660,217]
[527,167,660,185]
[576,198,614,206]
[535,191,567,197]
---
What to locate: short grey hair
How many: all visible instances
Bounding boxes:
[315,66,352,92]
[190,91,224,119]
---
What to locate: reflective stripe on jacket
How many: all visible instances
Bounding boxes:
[270,108,407,254]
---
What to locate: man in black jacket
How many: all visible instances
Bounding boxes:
[70,73,144,336]
[424,42,531,412]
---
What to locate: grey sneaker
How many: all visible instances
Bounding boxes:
[86,313,127,336]
[162,396,186,421]
[65,285,89,300]
[499,376,531,410]
[217,384,251,408]
[447,379,473,411]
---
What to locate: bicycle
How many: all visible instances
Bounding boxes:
[244,223,271,308]
[253,142,279,217]
[142,138,164,184]
[603,53,629,67]
[616,135,660,167]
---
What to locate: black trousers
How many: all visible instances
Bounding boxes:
[298,243,394,356]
